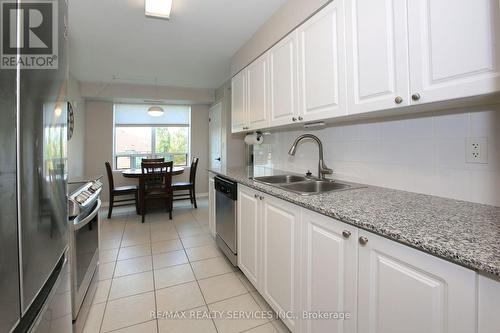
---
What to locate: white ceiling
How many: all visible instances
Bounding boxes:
[69,0,287,89]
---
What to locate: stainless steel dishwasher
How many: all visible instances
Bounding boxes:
[215,176,238,266]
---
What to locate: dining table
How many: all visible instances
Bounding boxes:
[121,166,185,178]
[121,167,185,215]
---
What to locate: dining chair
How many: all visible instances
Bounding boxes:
[141,157,165,163]
[105,162,139,219]
[140,161,174,223]
[172,157,199,208]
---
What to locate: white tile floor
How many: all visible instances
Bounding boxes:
[84,198,290,333]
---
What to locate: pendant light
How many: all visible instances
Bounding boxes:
[148,77,164,117]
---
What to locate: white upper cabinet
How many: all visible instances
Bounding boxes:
[301,209,358,333]
[237,186,261,287]
[298,1,347,122]
[232,0,500,128]
[247,53,270,130]
[269,32,300,127]
[345,0,410,114]
[231,70,246,133]
[357,231,476,333]
[407,0,500,104]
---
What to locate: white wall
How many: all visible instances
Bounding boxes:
[254,106,500,207]
[190,105,209,194]
[84,101,114,200]
[67,74,86,178]
[231,0,329,76]
[84,101,210,202]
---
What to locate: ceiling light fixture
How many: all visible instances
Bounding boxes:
[147,105,165,117]
[148,77,165,117]
[145,0,172,19]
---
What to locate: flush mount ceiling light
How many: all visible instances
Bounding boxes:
[145,0,172,19]
[147,105,165,117]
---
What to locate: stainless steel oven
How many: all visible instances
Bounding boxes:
[68,180,102,333]
[215,176,238,266]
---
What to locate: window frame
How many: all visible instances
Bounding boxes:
[113,105,191,170]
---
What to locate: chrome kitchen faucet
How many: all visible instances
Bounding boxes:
[288,134,333,180]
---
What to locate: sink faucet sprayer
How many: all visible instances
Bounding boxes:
[288,134,333,180]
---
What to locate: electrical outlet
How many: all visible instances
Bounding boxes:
[466,137,488,164]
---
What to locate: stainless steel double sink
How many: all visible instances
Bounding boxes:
[252,174,359,196]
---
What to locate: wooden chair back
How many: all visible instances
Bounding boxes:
[105,162,115,191]
[140,161,173,196]
[142,157,165,163]
[189,157,199,185]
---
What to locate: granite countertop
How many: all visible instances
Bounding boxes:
[209,166,500,277]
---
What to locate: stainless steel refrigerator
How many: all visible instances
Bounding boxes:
[0,0,72,332]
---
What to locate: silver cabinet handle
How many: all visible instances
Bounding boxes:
[254,194,259,198]
[259,196,264,200]
[359,236,368,245]
[298,116,303,121]
[411,93,421,101]
[342,230,351,239]
[292,117,297,122]
[395,96,403,104]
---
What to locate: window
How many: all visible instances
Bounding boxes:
[114,104,191,169]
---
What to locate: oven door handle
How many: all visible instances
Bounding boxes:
[74,199,101,231]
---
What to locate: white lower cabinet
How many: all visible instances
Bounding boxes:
[237,186,481,333]
[261,195,301,331]
[237,186,260,287]
[478,274,500,333]
[208,174,216,237]
[357,231,477,333]
[237,186,300,332]
[300,210,358,333]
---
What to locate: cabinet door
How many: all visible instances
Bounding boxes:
[269,32,299,127]
[358,231,476,333]
[301,210,358,333]
[407,0,500,104]
[297,1,347,122]
[247,54,270,130]
[208,176,216,237]
[478,274,500,333]
[231,70,247,133]
[261,195,300,331]
[345,0,410,114]
[237,186,260,287]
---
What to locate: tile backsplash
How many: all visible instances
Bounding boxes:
[254,105,500,207]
